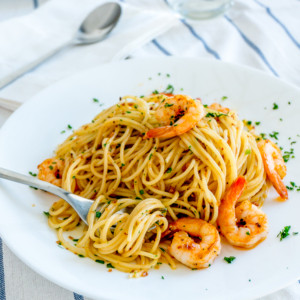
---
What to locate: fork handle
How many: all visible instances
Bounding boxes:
[0,167,67,199]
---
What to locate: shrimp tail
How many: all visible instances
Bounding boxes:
[259,139,288,200]
[220,176,247,207]
[263,156,288,199]
[144,126,175,139]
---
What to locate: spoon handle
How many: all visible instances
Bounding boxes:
[0,40,71,90]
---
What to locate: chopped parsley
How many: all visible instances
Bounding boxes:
[166,74,170,77]
[246,231,250,236]
[126,111,131,114]
[162,276,164,279]
[95,260,105,264]
[293,232,299,235]
[140,95,144,98]
[159,247,165,253]
[255,122,261,125]
[95,211,102,218]
[245,149,251,155]
[222,96,227,101]
[61,130,65,134]
[224,256,236,264]
[152,90,159,95]
[43,211,50,217]
[166,167,172,173]
[246,121,252,126]
[269,131,279,140]
[29,172,37,177]
[73,239,79,242]
[48,165,53,170]
[140,190,144,195]
[260,133,267,140]
[72,176,76,179]
[164,84,174,94]
[149,153,153,160]
[273,103,279,110]
[283,148,294,163]
[93,98,99,103]
[78,254,85,258]
[68,124,72,129]
[107,263,114,268]
[205,112,228,118]
[121,163,125,167]
[134,104,138,109]
[277,226,291,241]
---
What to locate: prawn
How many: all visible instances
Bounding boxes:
[38,158,65,187]
[208,103,230,114]
[217,176,268,248]
[257,139,288,199]
[144,95,205,139]
[161,217,221,269]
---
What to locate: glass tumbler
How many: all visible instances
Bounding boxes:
[166,0,234,20]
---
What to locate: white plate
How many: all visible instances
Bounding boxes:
[0,58,300,300]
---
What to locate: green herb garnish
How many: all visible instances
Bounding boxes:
[224,256,236,264]
[95,260,105,264]
[277,226,291,241]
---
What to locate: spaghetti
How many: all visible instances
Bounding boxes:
[39,93,276,277]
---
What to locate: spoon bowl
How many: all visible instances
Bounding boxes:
[76,3,122,44]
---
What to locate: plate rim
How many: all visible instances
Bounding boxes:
[1,56,300,300]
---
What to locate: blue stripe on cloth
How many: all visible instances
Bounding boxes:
[253,0,300,48]
[73,293,84,300]
[0,238,6,300]
[224,15,278,77]
[152,39,171,55]
[180,19,220,59]
[33,0,38,8]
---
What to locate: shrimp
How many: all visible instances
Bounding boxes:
[208,103,230,114]
[144,95,205,139]
[257,139,288,199]
[38,158,65,187]
[217,176,268,248]
[161,217,221,269]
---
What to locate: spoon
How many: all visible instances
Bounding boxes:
[1,2,122,89]
[0,167,94,225]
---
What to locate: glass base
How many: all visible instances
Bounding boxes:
[167,0,234,20]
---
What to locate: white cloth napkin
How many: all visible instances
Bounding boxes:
[0,0,177,110]
[129,0,300,88]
